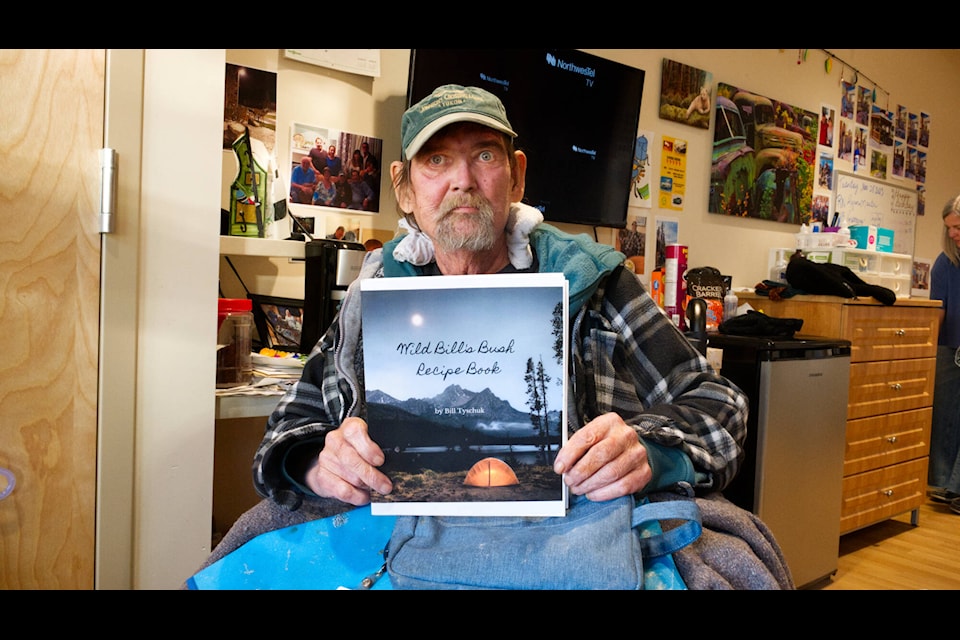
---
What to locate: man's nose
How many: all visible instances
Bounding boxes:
[449,158,476,191]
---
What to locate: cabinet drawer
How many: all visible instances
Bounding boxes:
[841,305,939,363]
[844,407,932,476]
[840,457,928,535]
[847,358,935,420]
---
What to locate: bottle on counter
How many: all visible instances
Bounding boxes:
[769,249,789,284]
[836,219,852,248]
[723,287,739,322]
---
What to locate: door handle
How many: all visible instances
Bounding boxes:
[0,467,14,500]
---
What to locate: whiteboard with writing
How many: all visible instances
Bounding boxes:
[833,171,917,255]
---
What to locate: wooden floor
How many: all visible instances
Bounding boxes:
[809,496,960,590]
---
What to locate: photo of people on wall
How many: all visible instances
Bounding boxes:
[289,122,383,214]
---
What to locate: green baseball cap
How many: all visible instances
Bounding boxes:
[401,84,517,160]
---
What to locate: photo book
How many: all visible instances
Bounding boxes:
[360,273,569,517]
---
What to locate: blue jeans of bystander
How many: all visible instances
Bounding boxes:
[929,346,960,494]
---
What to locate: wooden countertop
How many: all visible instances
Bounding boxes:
[737,291,942,309]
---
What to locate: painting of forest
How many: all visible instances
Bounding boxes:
[659,58,713,130]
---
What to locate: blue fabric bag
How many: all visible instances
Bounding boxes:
[186,495,699,590]
[386,493,700,590]
[186,505,396,590]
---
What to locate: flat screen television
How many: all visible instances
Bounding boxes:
[406,49,645,229]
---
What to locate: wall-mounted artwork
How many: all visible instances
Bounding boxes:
[838,118,853,162]
[654,216,679,271]
[630,131,654,208]
[906,146,918,181]
[289,122,384,215]
[893,140,905,178]
[818,104,835,148]
[817,151,834,190]
[840,81,855,120]
[659,59,713,130]
[709,82,818,224]
[919,112,931,148]
[856,86,872,126]
[854,124,868,172]
[617,213,646,276]
[811,193,831,225]
[659,136,687,210]
[223,64,277,153]
[907,112,919,146]
[895,104,907,140]
[869,105,893,152]
[912,257,932,298]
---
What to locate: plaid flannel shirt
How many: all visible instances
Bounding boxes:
[253,252,746,509]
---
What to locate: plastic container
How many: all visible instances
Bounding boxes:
[663,244,688,330]
[769,249,789,284]
[723,288,739,322]
[217,298,253,388]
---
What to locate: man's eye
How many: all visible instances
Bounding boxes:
[479,150,494,161]
[428,154,444,165]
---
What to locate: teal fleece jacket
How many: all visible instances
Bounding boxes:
[381,221,694,493]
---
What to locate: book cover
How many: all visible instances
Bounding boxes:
[360,273,569,517]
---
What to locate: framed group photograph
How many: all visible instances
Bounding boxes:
[249,294,305,352]
[289,122,384,216]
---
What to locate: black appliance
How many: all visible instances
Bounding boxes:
[300,239,366,353]
[406,49,645,229]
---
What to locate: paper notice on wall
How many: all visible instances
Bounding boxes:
[659,136,687,211]
[283,50,381,78]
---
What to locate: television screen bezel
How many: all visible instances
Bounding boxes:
[406,49,644,230]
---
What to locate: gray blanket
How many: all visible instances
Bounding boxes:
[182,491,794,590]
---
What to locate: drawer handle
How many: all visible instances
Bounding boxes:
[895,329,906,337]
[886,436,898,444]
[890,383,902,391]
[882,489,894,497]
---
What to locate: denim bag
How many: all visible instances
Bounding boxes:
[385,492,702,590]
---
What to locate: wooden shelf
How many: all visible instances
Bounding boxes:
[219,235,306,259]
[215,393,283,420]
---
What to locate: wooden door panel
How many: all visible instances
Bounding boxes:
[0,49,103,589]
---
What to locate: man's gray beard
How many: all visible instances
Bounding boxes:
[431,196,498,253]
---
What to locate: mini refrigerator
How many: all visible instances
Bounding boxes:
[707,333,851,589]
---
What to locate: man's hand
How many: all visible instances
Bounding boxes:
[552,412,652,502]
[305,417,393,506]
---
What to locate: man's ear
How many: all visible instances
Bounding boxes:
[511,150,527,202]
[390,160,414,212]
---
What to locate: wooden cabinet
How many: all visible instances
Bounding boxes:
[740,294,941,534]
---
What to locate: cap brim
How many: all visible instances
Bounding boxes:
[404,112,517,160]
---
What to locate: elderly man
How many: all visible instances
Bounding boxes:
[256,83,748,514]
[205,85,791,590]
[289,156,317,205]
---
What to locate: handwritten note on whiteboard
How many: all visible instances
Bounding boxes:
[833,171,917,255]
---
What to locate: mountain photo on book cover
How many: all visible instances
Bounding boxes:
[360,273,568,516]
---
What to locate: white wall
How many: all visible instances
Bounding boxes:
[223,49,960,297]
[135,49,224,589]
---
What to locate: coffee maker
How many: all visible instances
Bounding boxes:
[300,238,366,353]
